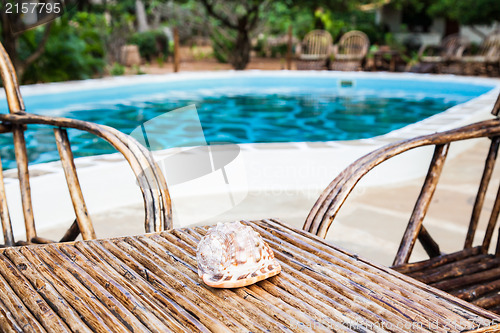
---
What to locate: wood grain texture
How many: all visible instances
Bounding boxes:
[483,181,500,253]
[465,137,500,249]
[417,226,441,259]
[393,143,449,266]
[0,157,14,247]
[0,219,498,332]
[12,125,36,242]
[0,42,24,113]
[54,128,95,240]
[173,27,180,73]
[59,220,80,243]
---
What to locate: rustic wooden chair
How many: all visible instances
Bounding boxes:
[331,30,370,71]
[0,42,172,247]
[418,33,470,73]
[304,93,500,314]
[295,30,333,70]
[459,30,500,76]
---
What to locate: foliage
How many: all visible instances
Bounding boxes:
[427,0,500,26]
[314,7,379,42]
[254,0,381,61]
[263,2,314,39]
[199,0,271,69]
[132,64,146,75]
[156,55,165,67]
[21,13,106,83]
[110,62,126,76]
[211,27,233,63]
[129,29,169,61]
[191,45,213,61]
[394,0,500,26]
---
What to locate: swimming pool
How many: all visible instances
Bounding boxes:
[0,72,495,170]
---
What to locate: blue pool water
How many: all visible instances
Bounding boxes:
[0,74,494,169]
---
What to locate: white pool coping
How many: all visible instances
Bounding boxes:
[2,71,500,238]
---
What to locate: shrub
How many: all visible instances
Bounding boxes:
[21,13,106,83]
[110,62,125,76]
[128,30,169,62]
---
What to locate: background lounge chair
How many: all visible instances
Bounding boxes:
[331,30,370,71]
[295,29,333,70]
[459,30,500,76]
[417,33,470,74]
[304,93,500,314]
[0,41,171,246]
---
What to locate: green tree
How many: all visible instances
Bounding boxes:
[427,0,500,26]
[198,0,361,69]
[21,12,107,83]
[199,0,271,70]
[394,0,500,37]
[0,1,54,79]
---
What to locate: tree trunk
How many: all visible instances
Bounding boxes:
[0,23,23,77]
[136,0,149,33]
[1,13,52,80]
[231,29,250,70]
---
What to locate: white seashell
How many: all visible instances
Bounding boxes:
[197,221,281,288]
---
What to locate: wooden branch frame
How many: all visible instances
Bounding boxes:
[465,137,500,248]
[0,112,173,235]
[304,118,500,247]
[393,143,449,266]
[0,40,172,245]
[54,128,96,240]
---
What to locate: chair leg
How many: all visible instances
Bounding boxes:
[54,128,95,240]
[60,219,80,242]
[393,144,449,266]
[466,137,500,248]
[418,226,441,258]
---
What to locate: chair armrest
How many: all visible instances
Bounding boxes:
[455,45,467,58]
[458,44,476,56]
[0,112,172,233]
[303,118,500,239]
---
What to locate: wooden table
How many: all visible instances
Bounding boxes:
[0,219,499,332]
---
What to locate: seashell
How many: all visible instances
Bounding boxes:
[196,221,281,288]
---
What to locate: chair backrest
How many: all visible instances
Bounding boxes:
[304,93,500,266]
[478,30,500,58]
[0,41,172,246]
[337,30,369,57]
[301,30,332,58]
[440,33,470,57]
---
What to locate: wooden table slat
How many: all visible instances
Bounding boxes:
[262,218,500,322]
[82,240,192,332]
[0,259,46,333]
[3,248,92,333]
[247,222,456,330]
[134,234,296,333]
